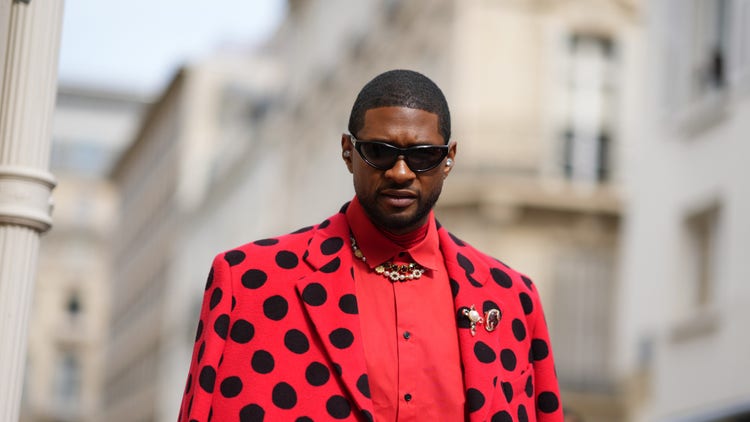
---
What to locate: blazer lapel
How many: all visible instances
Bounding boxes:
[295,212,374,417]
[440,229,507,422]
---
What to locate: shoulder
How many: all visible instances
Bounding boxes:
[439,225,540,295]
[212,208,349,270]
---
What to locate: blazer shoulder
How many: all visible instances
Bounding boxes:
[215,210,349,262]
[440,227,540,293]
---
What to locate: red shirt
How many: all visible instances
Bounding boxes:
[346,198,465,421]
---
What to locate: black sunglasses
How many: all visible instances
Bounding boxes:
[350,135,450,173]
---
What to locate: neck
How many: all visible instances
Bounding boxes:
[378,221,429,249]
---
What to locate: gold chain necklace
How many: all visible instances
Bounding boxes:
[350,235,425,282]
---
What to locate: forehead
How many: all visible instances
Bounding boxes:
[360,107,442,144]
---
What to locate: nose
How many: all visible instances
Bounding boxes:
[384,156,416,183]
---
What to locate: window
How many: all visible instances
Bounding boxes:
[66,290,83,324]
[561,34,616,183]
[680,203,721,313]
[54,352,81,410]
[670,202,722,341]
[549,246,616,391]
[687,0,729,101]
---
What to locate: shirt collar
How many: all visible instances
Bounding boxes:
[345,196,441,271]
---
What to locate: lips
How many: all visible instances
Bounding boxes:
[380,189,417,208]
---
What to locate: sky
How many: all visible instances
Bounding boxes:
[57,0,287,96]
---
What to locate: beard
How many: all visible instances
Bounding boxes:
[357,184,443,234]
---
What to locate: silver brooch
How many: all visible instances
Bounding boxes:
[462,305,484,336]
[484,308,501,332]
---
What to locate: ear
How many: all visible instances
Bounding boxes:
[442,141,457,178]
[341,133,354,174]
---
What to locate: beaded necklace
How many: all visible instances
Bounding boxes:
[350,235,425,282]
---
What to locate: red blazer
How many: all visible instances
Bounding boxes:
[179,205,563,422]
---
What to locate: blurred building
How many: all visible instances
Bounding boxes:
[617,1,750,420]
[21,86,147,422]
[103,55,283,422]
[101,1,750,422]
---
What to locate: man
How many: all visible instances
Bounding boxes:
[179,70,562,422]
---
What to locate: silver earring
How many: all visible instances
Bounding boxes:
[446,158,453,167]
[343,150,351,158]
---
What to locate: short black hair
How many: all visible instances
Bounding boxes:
[348,69,451,143]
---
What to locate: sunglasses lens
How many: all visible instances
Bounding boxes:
[359,142,398,169]
[407,148,447,171]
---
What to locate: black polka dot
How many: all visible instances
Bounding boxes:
[295,418,313,422]
[456,308,472,329]
[185,373,192,394]
[491,268,513,288]
[457,253,475,273]
[520,292,533,315]
[254,238,278,246]
[320,257,341,273]
[205,267,214,291]
[188,396,193,415]
[321,237,344,255]
[450,279,459,298]
[214,314,230,339]
[361,409,374,422]
[538,392,559,413]
[275,250,299,269]
[229,319,254,344]
[224,250,245,266]
[493,376,497,386]
[220,376,243,398]
[532,339,549,361]
[326,395,351,419]
[521,275,533,289]
[232,296,236,310]
[466,388,485,412]
[272,382,297,409]
[251,350,274,374]
[208,407,213,422]
[357,374,371,398]
[284,329,309,354]
[241,269,267,289]
[263,295,289,321]
[501,381,513,403]
[319,219,331,229]
[302,283,327,306]
[483,300,500,314]
[338,294,358,314]
[195,320,204,342]
[329,328,354,349]
[512,319,527,341]
[305,361,330,386]
[474,341,496,363]
[449,232,466,246]
[239,404,264,422]
[209,288,223,310]
[199,365,216,393]
[292,225,313,234]
[197,341,205,362]
[518,404,529,422]
[491,411,513,422]
[500,349,517,371]
[525,374,533,397]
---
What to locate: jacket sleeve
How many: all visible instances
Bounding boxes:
[178,253,233,422]
[528,286,565,422]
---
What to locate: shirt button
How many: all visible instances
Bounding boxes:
[403,331,411,339]
[404,393,412,402]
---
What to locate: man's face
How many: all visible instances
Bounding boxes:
[342,106,456,234]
